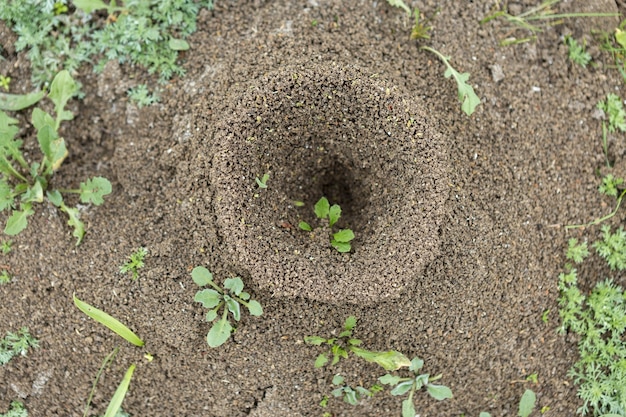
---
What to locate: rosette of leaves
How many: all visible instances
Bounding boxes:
[192,266,263,348]
[0,70,111,244]
[298,197,355,253]
[379,357,453,417]
[304,316,410,371]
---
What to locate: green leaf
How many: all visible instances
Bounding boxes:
[0,180,14,211]
[304,336,327,345]
[224,295,241,321]
[36,124,67,172]
[298,221,312,231]
[239,291,250,301]
[21,181,44,204]
[328,204,341,227]
[391,380,414,396]
[31,108,54,131]
[331,240,351,252]
[168,38,190,51]
[73,294,144,347]
[205,309,218,322]
[191,266,214,286]
[344,316,357,330]
[410,357,424,372]
[247,300,263,316]
[444,66,480,116]
[103,364,135,417]
[332,374,345,385]
[402,398,416,417]
[207,317,232,348]
[616,28,626,50]
[518,389,536,417]
[314,197,330,219]
[386,0,411,15]
[73,0,109,13]
[378,374,402,386]
[224,277,244,296]
[46,190,63,207]
[427,384,453,400]
[79,177,112,205]
[48,70,78,126]
[343,387,358,405]
[60,204,85,245]
[194,289,222,309]
[351,347,412,371]
[314,353,329,368]
[0,90,44,111]
[5,205,33,235]
[479,413,492,417]
[333,229,354,243]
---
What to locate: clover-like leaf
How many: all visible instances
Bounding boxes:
[192,266,214,286]
[80,177,112,205]
[224,277,244,296]
[207,316,233,348]
[314,196,330,219]
[194,289,222,309]
[247,300,263,316]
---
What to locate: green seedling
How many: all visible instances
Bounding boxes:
[0,70,112,244]
[83,346,119,417]
[379,356,452,417]
[299,197,355,252]
[596,20,626,82]
[305,316,410,371]
[480,389,536,417]
[0,90,45,112]
[541,309,550,324]
[73,294,144,347]
[481,0,617,46]
[0,270,12,284]
[127,85,159,108]
[599,174,624,198]
[0,76,10,92]
[0,327,38,365]
[255,173,269,189]
[0,401,27,417]
[192,266,263,348]
[565,35,591,67]
[411,7,437,40]
[594,224,626,270]
[330,374,382,405]
[566,238,590,264]
[598,93,626,133]
[103,364,135,417]
[119,247,148,281]
[526,373,538,384]
[1,239,12,254]
[420,46,481,116]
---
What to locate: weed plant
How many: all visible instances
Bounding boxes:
[329,374,383,405]
[565,36,592,67]
[0,401,27,417]
[127,85,160,108]
[0,270,12,284]
[0,327,38,365]
[299,197,355,253]
[119,247,148,281]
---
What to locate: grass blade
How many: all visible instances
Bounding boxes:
[103,364,136,417]
[73,294,144,347]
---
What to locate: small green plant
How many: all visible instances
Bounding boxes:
[0,327,38,365]
[0,76,10,92]
[411,8,435,40]
[379,356,453,417]
[594,225,626,270]
[304,316,410,371]
[598,93,626,133]
[541,309,550,324]
[599,174,624,198]
[192,266,263,348]
[526,373,538,384]
[0,401,27,417]
[0,70,112,244]
[565,35,592,67]
[480,389,536,417]
[299,197,355,253]
[597,20,626,82]
[255,173,269,189]
[566,238,590,263]
[127,85,159,108]
[329,374,382,405]
[1,239,13,254]
[0,270,12,284]
[119,247,148,281]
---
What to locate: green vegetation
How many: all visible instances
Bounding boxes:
[558,235,626,415]
[329,374,383,405]
[480,389,536,417]
[379,356,453,417]
[1,239,13,254]
[599,175,624,198]
[102,364,136,417]
[304,316,410,371]
[597,20,626,81]
[0,70,112,244]
[299,197,355,253]
[120,247,148,281]
[598,94,626,133]
[0,401,27,417]
[0,0,214,87]
[565,35,591,67]
[0,76,10,92]
[127,85,160,108]
[0,327,38,365]
[255,173,269,189]
[192,266,263,348]
[0,270,12,284]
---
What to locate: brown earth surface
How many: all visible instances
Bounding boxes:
[1,0,626,416]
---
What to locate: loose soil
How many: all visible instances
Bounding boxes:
[1,0,625,416]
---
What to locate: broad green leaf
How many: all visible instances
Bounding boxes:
[224,295,241,321]
[0,180,14,211]
[73,0,109,13]
[5,205,33,235]
[444,66,480,116]
[410,357,424,372]
[390,380,414,396]
[332,374,344,385]
[194,289,222,309]
[402,398,416,417]
[48,70,78,126]
[168,38,190,51]
[616,28,626,50]
[103,364,135,417]
[0,90,44,111]
[247,300,263,316]
[31,108,54,131]
[73,294,144,346]
[304,336,327,345]
[518,389,536,417]
[21,180,44,203]
[60,204,85,245]
[239,291,250,301]
[314,197,330,219]
[46,189,63,207]
[205,309,218,322]
[351,347,411,371]
[298,221,312,231]
[328,204,341,227]
[314,353,329,368]
[191,266,214,286]
[344,316,357,330]
[207,316,232,348]
[224,277,244,296]
[37,124,67,171]
[331,240,351,253]
[378,374,402,386]
[427,384,453,401]
[79,177,112,205]
[386,0,411,15]
[333,229,354,243]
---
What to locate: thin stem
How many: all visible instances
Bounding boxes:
[526,12,619,21]
[565,189,626,229]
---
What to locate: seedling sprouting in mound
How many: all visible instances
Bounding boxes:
[299,197,355,253]
[330,374,383,405]
[0,327,38,365]
[192,266,263,348]
[304,316,410,371]
[378,356,453,417]
[0,70,112,244]
[119,247,148,281]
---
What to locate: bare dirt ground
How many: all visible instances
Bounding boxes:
[2,0,626,416]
